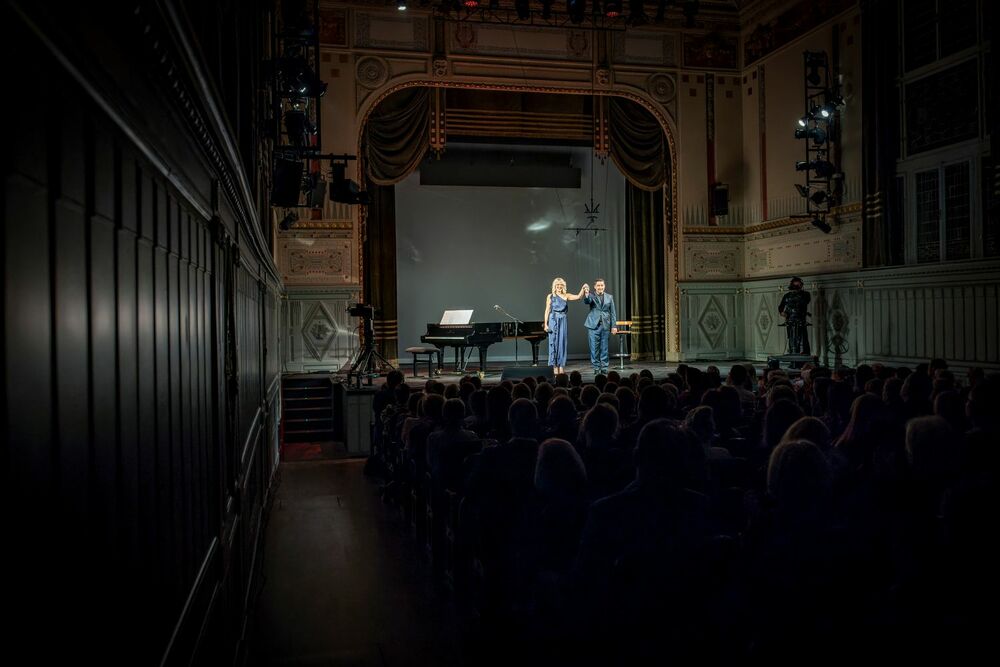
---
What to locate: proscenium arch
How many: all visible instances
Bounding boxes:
[355,80,682,357]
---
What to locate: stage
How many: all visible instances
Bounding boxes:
[295,359,778,390]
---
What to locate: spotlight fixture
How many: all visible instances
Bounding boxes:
[809,190,831,205]
[462,0,479,7]
[794,184,833,205]
[810,215,832,234]
[330,162,370,206]
[797,115,810,128]
[795,159,835,178]
[278,212,298,231]
[277,57,327,98]
[568,0,585,23]
[604,0,622,18]
[804,52,827,86]
[283,109,316,147]
[794,126,827,144]
[397,0,407,9]
[515,0,530,19]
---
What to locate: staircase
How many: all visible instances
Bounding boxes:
[281,375,336,445]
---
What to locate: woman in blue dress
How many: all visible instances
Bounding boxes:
[544,277,587,375]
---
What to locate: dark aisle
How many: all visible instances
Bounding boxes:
[249,460,464,666]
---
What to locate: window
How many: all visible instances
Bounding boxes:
[901,0,979,71]
[985,157,1000,257]
[943,162,971,260]
[913,161,976,263]
[915,170,940,262]
[904,59,980,156]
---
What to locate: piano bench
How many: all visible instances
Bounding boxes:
[404,345,441,378]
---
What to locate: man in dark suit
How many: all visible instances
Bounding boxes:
[582,279,618,375]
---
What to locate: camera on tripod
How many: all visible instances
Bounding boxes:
[347,303,375,318]
[345,303,393,387]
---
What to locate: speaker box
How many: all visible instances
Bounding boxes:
[500,366,554,382]
[271,157,304,207]
[711,183,729,216]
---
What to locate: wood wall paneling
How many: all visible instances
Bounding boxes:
[3,5,282,662]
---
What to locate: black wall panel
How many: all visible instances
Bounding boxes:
[3,1,283,663]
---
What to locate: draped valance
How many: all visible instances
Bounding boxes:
[364,87,430,186]
[608,97,669,192]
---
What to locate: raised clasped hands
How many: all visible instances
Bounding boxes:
[582,283,590,294]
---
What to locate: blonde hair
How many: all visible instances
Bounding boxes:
[551,277,567,295]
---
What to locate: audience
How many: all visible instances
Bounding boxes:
[367,358,998,660]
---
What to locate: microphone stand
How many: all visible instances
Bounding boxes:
[494,304,523,367]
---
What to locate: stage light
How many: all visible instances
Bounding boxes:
[277,57,327,98]
[463,0,479,7]
[804,52,827,86]
[271,157,305,207]
[794,126,827,144]
[604,0,622,18]
[795,159,835,178]
[330,162,370,206]
[283,109,316,147]
[398,0,407,9]
[797,115,810,127]
[809,190,831,205]
[568,0,585,23]
[278,212,298,231]
[811,215,832,234]
[796,184,833,206]
[515,0,531,19]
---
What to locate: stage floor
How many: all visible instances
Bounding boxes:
[290,359,774,389]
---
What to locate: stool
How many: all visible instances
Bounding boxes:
[404,345,441,378]
[613,320,634,371]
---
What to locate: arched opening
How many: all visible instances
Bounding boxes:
[355,84,679,368]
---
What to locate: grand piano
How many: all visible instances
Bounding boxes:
[421,320,548,372]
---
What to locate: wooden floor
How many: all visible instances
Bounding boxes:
[249,460,464,666]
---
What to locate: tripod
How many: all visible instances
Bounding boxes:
[346,305,394,387]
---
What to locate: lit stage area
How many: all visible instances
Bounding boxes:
[357,89,671,379]
[395,142,627,369]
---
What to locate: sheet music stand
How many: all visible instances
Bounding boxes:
[440,309,474,325]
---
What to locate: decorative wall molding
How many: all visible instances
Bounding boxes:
[680,259,1000,369]
[684,236,744,280]
[353,10,429,52]
[645,73,677,104]
[448,24,592,61]
[277,234,355,286]
[356,55,389,89]
[612,30,679,67]
[284,289,362,372]
[744,218,861,277]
